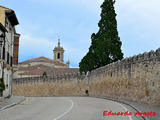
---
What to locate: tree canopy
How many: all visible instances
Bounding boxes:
[79,0,123,73]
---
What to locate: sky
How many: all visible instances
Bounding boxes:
[0,0,160,68]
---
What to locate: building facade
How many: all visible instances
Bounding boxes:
[53,39,64,63]
[13,40,78,78]
[0,6,20,96]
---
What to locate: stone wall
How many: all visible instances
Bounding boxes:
[12,48,160,105]
[12,74,88,96]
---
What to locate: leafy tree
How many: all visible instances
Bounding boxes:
[79,0,123,73]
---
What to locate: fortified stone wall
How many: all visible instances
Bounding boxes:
[12,73,88,96]
[12,48,160,105]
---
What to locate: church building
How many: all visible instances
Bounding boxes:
[13,40,79,78]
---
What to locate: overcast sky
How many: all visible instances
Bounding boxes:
[0,0,160,68]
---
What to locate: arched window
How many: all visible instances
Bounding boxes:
[57,53,60,59]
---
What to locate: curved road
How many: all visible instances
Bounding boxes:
[0,97,143,120]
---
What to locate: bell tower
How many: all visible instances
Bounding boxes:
[53,39,64,63]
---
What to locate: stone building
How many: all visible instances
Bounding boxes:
[13,40,79,78]
[0,6,20,96]
[53,39,65,63]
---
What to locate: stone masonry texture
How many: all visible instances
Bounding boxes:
[12,48,160,105]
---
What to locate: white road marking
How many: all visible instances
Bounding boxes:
[54,99,74,120]
[114,102,133,120]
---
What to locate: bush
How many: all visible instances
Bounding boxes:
[5,95,11,99]
[42,72,47,77]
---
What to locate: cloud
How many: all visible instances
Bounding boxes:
[19,33,55,61]
[13,0,160,67]
[116,0,160,26]
[18,23,90,68]
[26,0,104,13]
[115,0,160,57]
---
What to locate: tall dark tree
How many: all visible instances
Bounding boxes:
[79,0,123,73]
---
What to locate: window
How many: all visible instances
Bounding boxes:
[10,56,13,67]
[3,46,5,60]
[5,17,8,27]
[7,52,9,64]
[6,74,8,88]
[0,47,1,59]
[57,53,60,59]
[9,25,12,31]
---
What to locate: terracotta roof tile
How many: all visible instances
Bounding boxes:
[19,56,65,66]
[18,64,79,76]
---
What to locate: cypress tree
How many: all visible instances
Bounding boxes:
[79,0,123,73]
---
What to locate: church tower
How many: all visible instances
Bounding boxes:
[53,39,64,63]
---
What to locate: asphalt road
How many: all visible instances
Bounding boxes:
[0,97,143,120]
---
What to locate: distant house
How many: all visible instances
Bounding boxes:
[13,40,79,78]
[0,6,20,96]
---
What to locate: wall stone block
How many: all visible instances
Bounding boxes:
[12,48,160,105]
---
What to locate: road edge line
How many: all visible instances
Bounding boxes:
[91,96,150,120]
[0,97,26,112]
[114,101,133,120]
[54,98,74,120]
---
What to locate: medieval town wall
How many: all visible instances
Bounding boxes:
[12,48,160,105]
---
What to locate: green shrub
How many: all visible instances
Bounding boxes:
[42,72,47,77]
